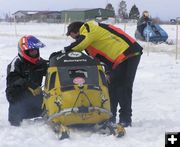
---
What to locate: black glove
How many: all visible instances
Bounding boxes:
[64,46,72,52]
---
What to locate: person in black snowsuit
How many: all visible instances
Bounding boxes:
[6,35,48,126]
[137,11,152,38]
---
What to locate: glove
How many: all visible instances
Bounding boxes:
[49,50,65,59]
[64,46,72,52]
[28,86,42,96]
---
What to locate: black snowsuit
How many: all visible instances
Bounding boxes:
[108,55,141,124]
[6,56,48,126]
[137,16,152,37]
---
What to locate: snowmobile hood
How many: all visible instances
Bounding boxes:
[49,51,100,67]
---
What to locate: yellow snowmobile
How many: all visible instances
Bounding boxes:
[42,51,125,139]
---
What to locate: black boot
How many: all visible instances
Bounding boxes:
[119,120,132,127]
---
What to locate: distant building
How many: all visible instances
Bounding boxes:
[61,8,115,23]
[12,10,61,23]
[12,11,33,22]
[12,8,115,23]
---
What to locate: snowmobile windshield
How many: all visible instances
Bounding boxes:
[58,66,99,88]
[68,69,88,79]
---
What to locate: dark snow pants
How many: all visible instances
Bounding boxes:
[8,94,43,126]
[108,55,141,123]
[137,24,147,37]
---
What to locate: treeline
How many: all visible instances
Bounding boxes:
[0,0,175,24]
[105,0,173,24]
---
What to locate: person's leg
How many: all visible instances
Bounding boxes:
[8,94,43,126]
[8,101,26,126]
[117,55,141,127]
[113,62,129,125]
[137,24,146,39]
[29,94,43,118]
[108,64,127,124]
[108,82,118,123]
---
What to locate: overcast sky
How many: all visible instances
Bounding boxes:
[0,0,179,20]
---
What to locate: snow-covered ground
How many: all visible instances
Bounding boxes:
[0,22,180,147]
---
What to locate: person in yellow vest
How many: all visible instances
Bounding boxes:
[50,20,143,127]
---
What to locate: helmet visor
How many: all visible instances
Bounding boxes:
[27,36,45,49]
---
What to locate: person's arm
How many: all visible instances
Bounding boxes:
[6,69,28,103]
[137,17,149,26]
[6,60,42,103]
[64,27,94,52]
[64,35,87,52]
[26,59,49,96]
[146,17,152,24]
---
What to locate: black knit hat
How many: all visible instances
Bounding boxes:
[66,21,84,36]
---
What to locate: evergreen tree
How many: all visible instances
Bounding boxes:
[118,0,128,19]
[129,4,140,20]
[105,3,115,16]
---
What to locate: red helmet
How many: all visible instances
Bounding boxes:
[18,35,45,64]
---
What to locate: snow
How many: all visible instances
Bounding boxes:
[0,22,180,147]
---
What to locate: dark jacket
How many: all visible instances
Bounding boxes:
[65,20,143,69]
[137,16,152,27]
[6,56,48,103]
[137,16,152,36]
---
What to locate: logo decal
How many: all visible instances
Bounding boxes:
[68,52,82,58]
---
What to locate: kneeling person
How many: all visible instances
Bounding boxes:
[6,35,48,126]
